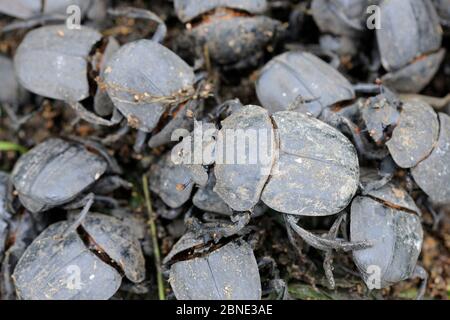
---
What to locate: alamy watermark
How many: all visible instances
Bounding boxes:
[171,122,277,176]
[366,5,381,30]
[66,5,82,30]
[66,265,82,290]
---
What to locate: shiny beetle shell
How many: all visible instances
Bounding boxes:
[260,111,359,216]
[174,0,267,22]
[411,113,450,204]
[351,184,423,289]
[376,0,443,71]
[104,40,195,132]
[11,138,107,213]
[14,25,102,102]
[311,0,367,37]
[256,51,355,117]
[13,221,122,300]
[386,99,439,169]
[166,236,261,300]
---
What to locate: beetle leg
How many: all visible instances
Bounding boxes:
[1,103,40,131]
[101,125,130,145]
[92,176,132,195]
[285,215,371,252]
[353,83,383,95]
[62,193,95,238]
[133,130,148,153]
[422,199,443,231]
[323,213,346,289]
[69,101,123,127]
[411,265,428,300]
[399,93,450,110]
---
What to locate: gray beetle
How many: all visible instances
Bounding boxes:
[173,0,284,68]
[14,25,104,102]
[172,104,368,254]
[13,24,120,121]
[12,10,188,149]
[256,51,355,117]
[163,229,261,300]
[384,99,450,204]
[10,138,125,213]
[318,86,450,204]
[351,175,427,299]
[103,39,198,135]
[376,0,446,93]
[13,212,145,300]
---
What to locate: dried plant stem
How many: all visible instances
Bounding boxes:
[142,174,165,300]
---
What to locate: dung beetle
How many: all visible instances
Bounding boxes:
[103,39,198,135]
[173,103,369,253]
[10,138,125,213]
[255,51,355,117]
[376,0,446,93]
[12,9,189,149]
[14,25,105,102]
[13,212,145,300]
[321,84,449,204]
[351,175,427,299]
[163,228,261,300]
[408,109,450,204]
[173,0,284,68]
[318,85,450,204]
[14,24,122,125]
